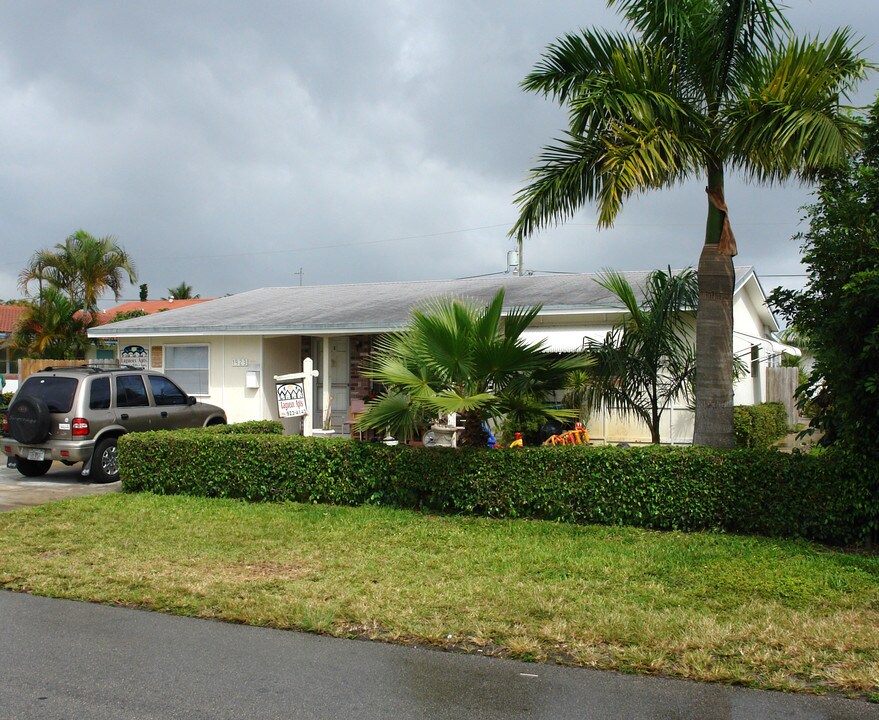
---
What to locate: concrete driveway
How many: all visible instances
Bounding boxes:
[0,462,120,512]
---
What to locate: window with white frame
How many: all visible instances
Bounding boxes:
[1,347,22,375]
[164,345,209,395]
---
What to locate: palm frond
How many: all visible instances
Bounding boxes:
[354,391,427,441]
[725,30,872,181]
[521,30,638,103]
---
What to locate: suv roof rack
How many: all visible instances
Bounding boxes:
[38,365,102,374]
[36,365,136,375]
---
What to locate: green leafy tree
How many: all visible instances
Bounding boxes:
[568,268,698,444]
[19,229,137,318]
[770,97,879,450]
[355,289,590,445]
[165,282,199,300]
[139,283,149,301]
[511,0,870,448]
[10,288,91,359]
[110,309,148,323]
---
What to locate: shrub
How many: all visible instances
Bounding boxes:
[733,403,789,448]
[200,420,283,435]
[118,430,877,545]
[1,391,13,407]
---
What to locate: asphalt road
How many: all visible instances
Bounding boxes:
[1,592,876,720]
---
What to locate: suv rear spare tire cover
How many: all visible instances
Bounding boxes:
[8,396,52,444]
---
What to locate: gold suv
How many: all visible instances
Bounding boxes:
[3,366,226,482]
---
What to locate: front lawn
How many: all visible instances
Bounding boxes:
[0,493,877,698]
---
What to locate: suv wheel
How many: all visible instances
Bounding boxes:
[16,457,53,477]
[8,396,52,444]
[92,437,119,484]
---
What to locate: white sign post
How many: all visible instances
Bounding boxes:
[274,357,320,437]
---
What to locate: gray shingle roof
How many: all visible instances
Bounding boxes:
[90,268,755,337]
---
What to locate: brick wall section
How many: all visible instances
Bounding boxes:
[350,334,374,401]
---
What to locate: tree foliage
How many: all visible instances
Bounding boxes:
[18,229,137,317]
[512,0,870,448]
[110,309,148,323]
[14,229,136,359]
[10,288,92,359]
[355,289,591,445]
[770,98,879,451]
[165,282,199,300]
[568,268,698,444]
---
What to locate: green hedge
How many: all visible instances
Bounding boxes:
[733,403,790,448]
[199,420,284,435]
[118,430,878,546]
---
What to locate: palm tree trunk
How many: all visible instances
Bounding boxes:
[650,378,661,444]
[459,410,489,448]
[693,168,735,448]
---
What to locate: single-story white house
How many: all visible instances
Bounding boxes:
[87,268,796,444]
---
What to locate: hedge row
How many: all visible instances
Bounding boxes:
[733,402,790,448]
[118,429,878,545]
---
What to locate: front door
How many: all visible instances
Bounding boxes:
[314,337,350,432]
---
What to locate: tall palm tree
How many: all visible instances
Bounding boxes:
[19,230,137,319]
[568,267,698,444]
[355,289,590,445]
[511,0,870,447]
[164,282,199,300]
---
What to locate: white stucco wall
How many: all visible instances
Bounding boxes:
[731,287,769,407]
[119,335,265,424]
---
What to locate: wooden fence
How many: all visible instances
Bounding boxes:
[766,366,799,427]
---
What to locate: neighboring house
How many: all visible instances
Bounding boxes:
[87,269,794,444]
[0,305,26,394]
[92,299,213,327]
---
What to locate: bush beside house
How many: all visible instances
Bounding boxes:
[119,428,876,546]
[733,403,790,448]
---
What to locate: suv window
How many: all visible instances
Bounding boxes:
[90,377,111,410]
[19,376,78,413]
[116,375,149,408]
[148,375,188,406]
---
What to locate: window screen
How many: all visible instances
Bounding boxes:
[165,345,209,395]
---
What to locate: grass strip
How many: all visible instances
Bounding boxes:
[0,493,877,698]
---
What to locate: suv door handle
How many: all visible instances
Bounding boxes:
[120,413,129,419]
[161,411,168,418]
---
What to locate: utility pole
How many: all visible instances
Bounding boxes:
[517,237,523,277]
[293,268,303,286]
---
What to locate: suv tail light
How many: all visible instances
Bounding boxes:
[2,414,7,435]
[72,418,90,436]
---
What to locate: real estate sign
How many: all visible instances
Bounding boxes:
[276,381,307,418]
[120,345,149,370]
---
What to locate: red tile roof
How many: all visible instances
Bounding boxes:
[92,299,213,326]
[0,305,25,334]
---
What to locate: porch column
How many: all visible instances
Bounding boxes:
[321,335,331,428]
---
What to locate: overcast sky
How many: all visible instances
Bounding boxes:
[1,1,877,306]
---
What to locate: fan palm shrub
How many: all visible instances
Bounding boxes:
[355,289,591,445]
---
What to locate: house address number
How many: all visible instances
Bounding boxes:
[232,358,249,367]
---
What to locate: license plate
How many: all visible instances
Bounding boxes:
[27,449,45,461]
